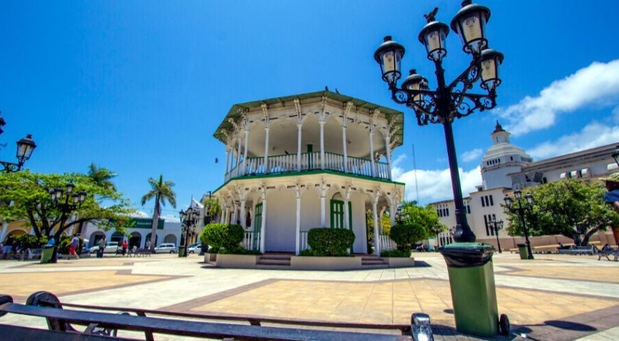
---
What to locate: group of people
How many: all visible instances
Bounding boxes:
[0,236,20,259]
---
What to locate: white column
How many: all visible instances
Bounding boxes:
[369,129,376,177]
[297,123,302,171]
[320,194,326,227]
[389,203,396,227]
[224,147,231,175]
[236,135,242,169]
[232,202,238,225]
[342,125,348,173]
[343,199,350,230]
[243,129,249,174]
[385,135,392,180]
[260,197,267,253]
[264,127,270,174]
[373,199,380,256]
[295,192,301,255]
[319,121,325,170]
[240,200,246,229]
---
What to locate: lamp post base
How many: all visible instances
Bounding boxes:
[440,242,500,337]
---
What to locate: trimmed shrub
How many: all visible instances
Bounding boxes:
[380,249,412,258]
[307,228,355,256]
[389,223,426,251]
[200,224,244,250]
[15,234,47,249]
[218,246,262,255]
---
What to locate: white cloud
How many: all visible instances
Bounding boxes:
[395,166,481,204]
[498,59,619,136]
[461,148,482,162]
[613,106,619,124]
[133,210,150,218]
[528,121,619,159]
[159,214,180,223]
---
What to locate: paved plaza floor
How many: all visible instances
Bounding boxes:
[0,252,617,340]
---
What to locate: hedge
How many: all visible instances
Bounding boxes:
[380,249,412,258]
[306,228,355,256]
[389,223,426,251]
[200,224,244,250]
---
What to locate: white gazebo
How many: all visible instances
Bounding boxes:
[212,90,405,255]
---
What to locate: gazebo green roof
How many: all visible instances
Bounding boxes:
[213,90,404,147]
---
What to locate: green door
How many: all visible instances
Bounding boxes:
[330,200,353,252]
[253,203,262,250]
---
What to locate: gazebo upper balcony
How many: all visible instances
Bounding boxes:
[226,151,391,181]
[214,90,404,183]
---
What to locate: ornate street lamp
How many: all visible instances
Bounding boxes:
[504,190,534,259]
[180,206,199,257]
[491,219,503,253]
[1,129,36,173]
[374,0,503,243]
[374,2,509,336]
[47,182,87,263]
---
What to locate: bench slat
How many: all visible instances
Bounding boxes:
[0,323,136,341]
[2,304,409,341]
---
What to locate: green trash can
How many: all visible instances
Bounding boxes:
[440,243,499,337]
[178,246,186,257]
[517,243,528,260]
[40,246,55,264]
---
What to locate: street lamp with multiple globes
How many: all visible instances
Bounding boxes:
[179,206,199,257]
[374,0,503,243]
[504,190,535,259]
[47,183,87,262]
[490,219,503,253]
[0,111,37,173]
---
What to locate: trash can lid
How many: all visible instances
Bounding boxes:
[517,243,526,247]
[439,242,494,268]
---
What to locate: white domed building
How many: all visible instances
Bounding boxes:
[211,90,405,256]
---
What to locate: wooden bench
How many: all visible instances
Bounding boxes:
[0,292,413,340]
[557,246,597,255]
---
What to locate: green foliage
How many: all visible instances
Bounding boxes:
[200,223,244,250]
[141,174,176,250]
[389,223,426,251]
[380,249,412,258]
[217,246,262,255]
[15,234,46,249]
[202,198,221,223]
[505,180,619,246]
[400,201,446,238]
[307,228,355,256]
[0,170,133,240]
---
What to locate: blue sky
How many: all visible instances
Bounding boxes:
[1,0,618,218]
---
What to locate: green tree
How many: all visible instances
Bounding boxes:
[399,201,446,241]
[0,170,133,262]
[87,163,117,191]
[141,175,176,251]
[505,180,619,246]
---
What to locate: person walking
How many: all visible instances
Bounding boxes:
[2,237,12,259]
[97,236,106,258]
[122,239,128,256]
[68,234,80,260]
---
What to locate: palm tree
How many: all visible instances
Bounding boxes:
[87,163,117,191]
[141,175,176,251]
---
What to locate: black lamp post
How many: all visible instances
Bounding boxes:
[491,219,503,253]
[47,183,87,262]
[612,146,619,167]
[0,112,37,173]
[179,206,199,257]
[504,190,534,259]
[374,0,503,243]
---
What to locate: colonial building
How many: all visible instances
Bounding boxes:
[430,123,617,249]
[210,90,405,255]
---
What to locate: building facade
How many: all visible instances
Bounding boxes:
[211,90,405,255]
[431,123,618,249]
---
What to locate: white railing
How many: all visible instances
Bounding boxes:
[242,231,260,251]
[225,152,390,181]
[300,231,310,251]
[378,234,397,252]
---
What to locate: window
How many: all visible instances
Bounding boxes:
[484,215,490,236]
[481,197,485,207]
[445,208,449,216]
[489,195,494,206]
[466,205,471,214]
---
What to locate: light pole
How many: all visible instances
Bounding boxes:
[504,190,534,259]
[0,112,37,173]
[374,2,510,336]
[374,1,503,243]
[491,219,503,253]
[179,206,199,257]
[47,183,87,263]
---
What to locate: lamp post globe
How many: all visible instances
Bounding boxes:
[16,134,37,164]
[450,0,491,55]
[480,49,504,91]
[418,19,450,62]
[374,36,405,87]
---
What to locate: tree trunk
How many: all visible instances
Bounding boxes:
[581,226,602,247]
[149,197,160,252]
